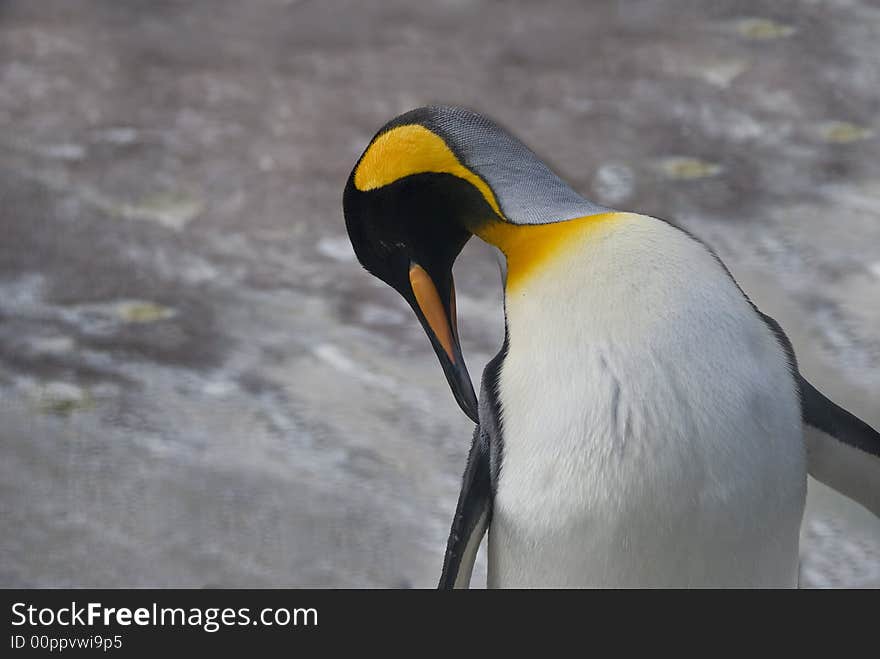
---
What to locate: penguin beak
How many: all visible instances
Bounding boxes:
[408,263,479,423]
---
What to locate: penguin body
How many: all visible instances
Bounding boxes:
[343,106,880,588]
[488,212,804,587]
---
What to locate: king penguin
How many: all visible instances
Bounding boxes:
[343,106,880,588]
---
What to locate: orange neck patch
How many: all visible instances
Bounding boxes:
[476,212,622,291]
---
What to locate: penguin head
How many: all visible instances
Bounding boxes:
[343,106,607,421]
[343,107,507,422]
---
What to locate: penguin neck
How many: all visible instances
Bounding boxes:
[474,212,625,292]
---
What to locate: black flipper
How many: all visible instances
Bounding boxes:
[800,376,880,459]
[759,311,880,516]
[438,427,492,589]
[799,375,880,516]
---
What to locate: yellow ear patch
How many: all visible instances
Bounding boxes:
[353,124,503,218]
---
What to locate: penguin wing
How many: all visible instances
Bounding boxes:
[438,427,492,589]
[760,312,880,516]
[799,376,880,516]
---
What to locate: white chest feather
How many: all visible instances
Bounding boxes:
[488,214,806,587]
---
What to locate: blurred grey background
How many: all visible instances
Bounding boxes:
[0,0,878,588]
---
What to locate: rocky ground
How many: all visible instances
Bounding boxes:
[0,0,878,587]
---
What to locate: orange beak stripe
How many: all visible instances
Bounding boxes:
[409,263,456,364]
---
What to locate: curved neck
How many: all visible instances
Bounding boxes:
[475,212,626,291]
